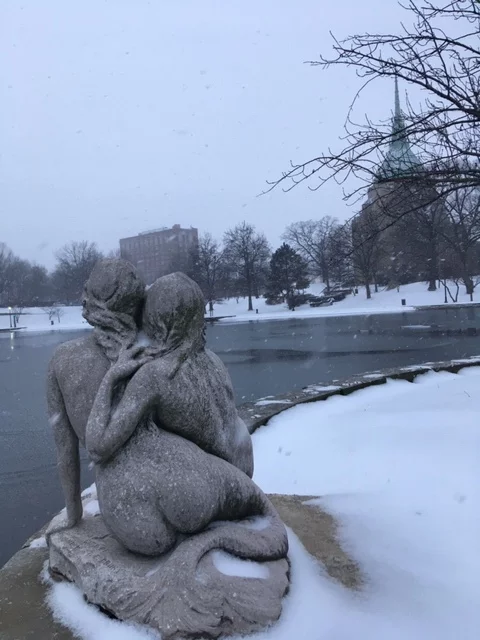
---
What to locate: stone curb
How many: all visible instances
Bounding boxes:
[413,302,480,310]
[237,355,480,434]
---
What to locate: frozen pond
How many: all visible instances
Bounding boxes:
[1,307,479,566]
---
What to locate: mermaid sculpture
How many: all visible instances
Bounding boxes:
[47,260,289,639]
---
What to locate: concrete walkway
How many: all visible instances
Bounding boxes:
[0,545,72,640]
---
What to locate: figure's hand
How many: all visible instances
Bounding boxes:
[109,346,152,381]
[118,345,146,362]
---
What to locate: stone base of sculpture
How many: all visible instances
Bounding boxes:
[48,515,289,640]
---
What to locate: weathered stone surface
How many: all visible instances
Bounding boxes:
[49,515,289,640]
[47,264,290,638]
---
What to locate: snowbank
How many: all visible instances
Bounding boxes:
[214,280,479,323]
[44,367,479,639]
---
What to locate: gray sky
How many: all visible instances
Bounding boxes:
[1,0,406,269]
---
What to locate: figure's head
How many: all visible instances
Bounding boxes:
[142,272,206,366]
[82,259,145,325]
[83,259,146,361]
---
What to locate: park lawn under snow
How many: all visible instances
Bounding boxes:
[45,367,479,640]
[214,280,479,323]
[0,306,88,333]
[1,279,478,333]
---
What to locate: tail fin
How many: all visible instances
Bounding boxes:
[144,508,289,638]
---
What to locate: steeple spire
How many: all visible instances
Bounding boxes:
[394,76,401,119]
[376,77,421,180]
[392,76,406,140]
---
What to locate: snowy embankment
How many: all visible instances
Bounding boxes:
[215,280,479,323]
[0,279,477,333]
[42,367,479,640]
[0,306,88,333]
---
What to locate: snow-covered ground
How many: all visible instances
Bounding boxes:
[0,306,88,333]
[1,280,477,333]
[44,368,479,639]
[214,280,479,323]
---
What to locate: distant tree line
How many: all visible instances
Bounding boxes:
[0,240,103,308]
[187,223,311,313]
[3,191,480,312]
[196,187,480,308]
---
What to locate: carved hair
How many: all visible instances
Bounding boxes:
[142,272,206,378]
[83,259,146,362]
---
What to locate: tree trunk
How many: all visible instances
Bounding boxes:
[374,282,379,293]
[323,265,331,292]
[365,282,371,299]
[427,239,438,291]
[463,273,474,296]
[209,300,214,313]
[246,266,254,311]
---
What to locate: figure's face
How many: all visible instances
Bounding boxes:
[81,284,101,323]
[81,289,90,321]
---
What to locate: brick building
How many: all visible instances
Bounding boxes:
[119,224,199,285]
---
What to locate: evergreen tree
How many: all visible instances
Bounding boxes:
[267,243,309,304]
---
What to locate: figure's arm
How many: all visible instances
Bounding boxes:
[214,352,254,477]
[47,361,83,528]
[86,360,154,464]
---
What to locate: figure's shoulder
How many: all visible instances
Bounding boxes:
[204,348,226,372]
[129,358,166,396]
[50,334,99,369]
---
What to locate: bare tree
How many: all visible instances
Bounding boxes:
[327,223,355,286]
[365,182,449,290]
[223,222,270,311]
[269,1,480,206]
[283,217,344,291]
[0,243,14,303]
[441,187,480,298]
[43,304,65,324]
[0,244,52,307]
[106,248,121,259]
[53,241,103,304]
[351,209,385,299]
[190,233,224,315]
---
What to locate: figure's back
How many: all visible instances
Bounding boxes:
[49,333,110,444]
[147,347,253,476]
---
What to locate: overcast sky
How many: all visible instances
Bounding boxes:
[1,0,408,268]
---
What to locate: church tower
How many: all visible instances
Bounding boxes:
[376,77,421,181]
[353,78,439,292]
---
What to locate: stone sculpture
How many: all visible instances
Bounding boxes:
[46,259,289,639]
